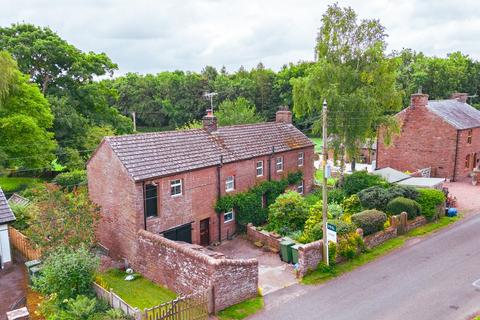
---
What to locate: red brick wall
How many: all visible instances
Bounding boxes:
[455,128,480,180]
[377,106,458,179]
[134,230,258,312]
[246,224,282,252]
[87,141,144,261]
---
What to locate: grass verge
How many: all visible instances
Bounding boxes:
[217,296,264,320]
[96,269,177,309]
[302,215,461,285]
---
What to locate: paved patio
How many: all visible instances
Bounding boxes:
[444,179,480,215]
[211,236,297,296]
[0,264,27,320]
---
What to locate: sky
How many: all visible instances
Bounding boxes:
[2,0,480,75]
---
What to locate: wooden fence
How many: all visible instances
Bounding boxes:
[8,226,41,260]
[93,283,210,320]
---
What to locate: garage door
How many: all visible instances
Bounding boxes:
[163,223,192,243]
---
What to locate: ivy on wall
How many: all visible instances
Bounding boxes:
[215,171,303,226]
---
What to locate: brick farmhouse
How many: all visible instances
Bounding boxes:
[377,93,480,181]
[87,109,314,262]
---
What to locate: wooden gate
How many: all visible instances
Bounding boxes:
[143,288,210,320]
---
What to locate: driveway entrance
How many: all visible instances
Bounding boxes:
[211,236,297,295]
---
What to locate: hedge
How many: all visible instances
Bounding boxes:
[386,197,421,220]
[358,185,420,212]
[351,209,387,236]
[342,171,387,196]
[417,188,446,220]
[53,170,87,191]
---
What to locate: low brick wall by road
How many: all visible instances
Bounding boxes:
[133,230,258,312]
[406,216,427,232]
[363,227,397,248]
[297,240,323,278]
[246,223,282,252]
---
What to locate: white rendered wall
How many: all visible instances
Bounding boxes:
[0,224,12,268]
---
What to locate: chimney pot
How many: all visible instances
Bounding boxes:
[276,107,292,124]
[203,109,217,133]
[451,92,468,103]
[410,93,429,108]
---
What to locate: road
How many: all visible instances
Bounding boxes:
[250,214,480,320]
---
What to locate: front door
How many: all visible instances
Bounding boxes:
[200,218,210,246]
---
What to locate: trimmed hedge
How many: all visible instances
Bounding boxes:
[386,197,421,220]
[417,188,446,220]
[351,209,387,236]
[357,186,391,211]
[342,171,387,196]
[53,170,87,191]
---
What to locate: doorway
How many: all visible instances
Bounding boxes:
[200,218,210,246]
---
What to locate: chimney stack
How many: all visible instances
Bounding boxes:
[202,109,217,133]
[451,92,468,103]
[410,93,429,108]
[276,106,292,124]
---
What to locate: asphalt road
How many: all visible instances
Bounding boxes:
[250,215,480,320]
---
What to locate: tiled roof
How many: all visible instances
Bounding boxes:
[105,122,313,181]
[0,188,16,224]
[427,99,480,130]
[8,193,30,207]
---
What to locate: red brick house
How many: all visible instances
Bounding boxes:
[377,93,480,181]
[87,109,314,261]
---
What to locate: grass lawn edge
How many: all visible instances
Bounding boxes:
[301,215,462,285]
[217,295,264,320]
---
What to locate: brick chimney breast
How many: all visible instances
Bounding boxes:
[451,92,468,103]
[410,93,429,108]
[202,109,217,133]
[276,107,292,124]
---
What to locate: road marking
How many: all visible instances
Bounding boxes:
[472,278,480,289]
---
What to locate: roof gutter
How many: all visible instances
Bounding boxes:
[453,130,460,182]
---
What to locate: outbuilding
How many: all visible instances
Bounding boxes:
[0,188,16,268]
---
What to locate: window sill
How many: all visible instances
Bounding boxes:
[226,189,235,193]
[171,194,182,198]
[224,219,234,224]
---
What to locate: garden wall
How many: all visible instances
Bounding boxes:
[246,223,282,252]
[297,240,323,278]
[406,216,427,232]
[363,227,397,248]
[133,230,258,312]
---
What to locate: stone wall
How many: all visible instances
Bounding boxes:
[246,224,282,252]
[133,230,258,312]
[363,227,398,248]
[297,240,323,278]
[406,216,427,232]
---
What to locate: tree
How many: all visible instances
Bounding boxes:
[0,24,117,95]
[83,125,115,153]
[292,4,402,166]
[216,97,264,126]
[267,191,309,235]
[0,51,56,169]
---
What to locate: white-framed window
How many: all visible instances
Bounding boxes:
[297,180,304,195]
[224,210,234,223]
[297,152,304,167]
[276,156,283,172]
[170,179,182,196]
[226,176,235,192]
[256,160,264,177]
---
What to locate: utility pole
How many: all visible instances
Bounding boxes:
[131,112,136,132]
[322,99,329,266]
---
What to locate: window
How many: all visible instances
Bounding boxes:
[276,156,283,172]
[226,176,235,192]
[467,129,473,144]
[145,184,158,217]
[297,152,304,166]
[256,161,264,177]
[170,179,182,196]
[297,180,304,195]
[224,210,234,223]
[465,154,471,169]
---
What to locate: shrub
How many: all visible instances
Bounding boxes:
[351,209,387,236]
[52,170,87,191]
[338,233,365,260]
[327,188,345,204]
[33,246,99,300]
[342,194,362,216]
[267,191,308,235]
[417,188,446,220]
[342,171,387,196]
[387,185,419,201]
[328,219,356,236]
[357,186,391,211]
[328,241,337,264]
[10,203,31,231]
[386,197,421,219]
[327,202,343,219]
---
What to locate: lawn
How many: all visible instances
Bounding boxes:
[217,296,264,320]
[315,169,336,186]
[309,136,323,153]
[96,269,177,310]
[302,215,461,285]
[0,177,44,193]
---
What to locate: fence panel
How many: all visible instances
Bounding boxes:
[143,288,209,320]
[8,226,41,260]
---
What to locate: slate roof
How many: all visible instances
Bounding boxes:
[0,188,16,224]
[373,167,411,183]
[104,122,313,181]
[427,99,480,130]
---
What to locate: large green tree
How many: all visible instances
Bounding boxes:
[216,97,264,126]
[292,4,402,163]
[0,51,56,169]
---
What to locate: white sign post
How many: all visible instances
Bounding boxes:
[327,223,337,243]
